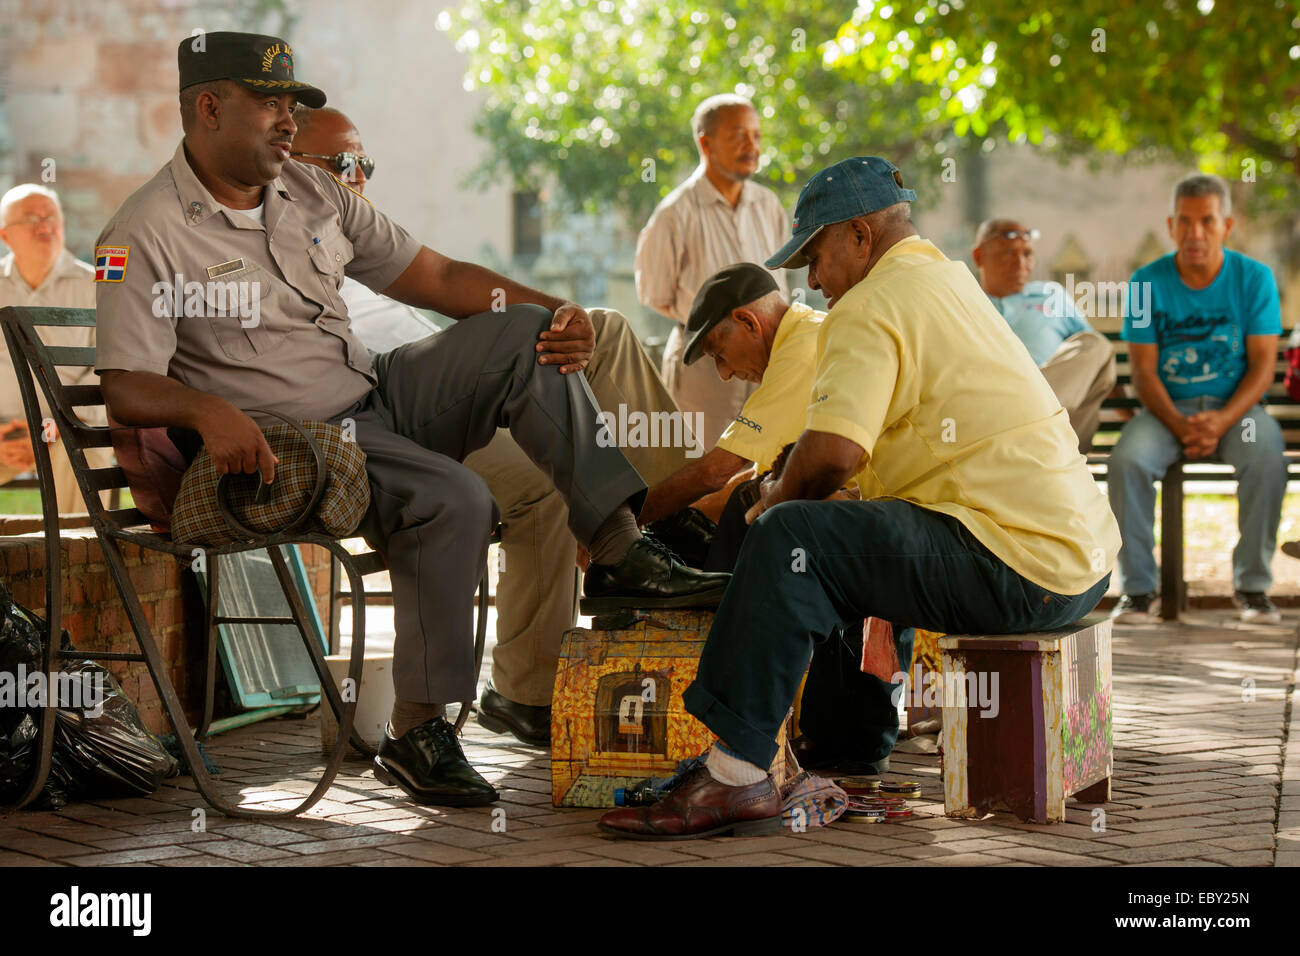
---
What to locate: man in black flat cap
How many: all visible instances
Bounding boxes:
[92,32,729,808]
[637,263,825,535]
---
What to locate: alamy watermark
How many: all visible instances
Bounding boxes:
[596,403,706,459]
[890,664,1000,718]
[1044,275,1152,328]
[151,274,261,328]
[0,664,106,718]
[50,886,151,936]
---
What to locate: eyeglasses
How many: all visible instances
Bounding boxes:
[4,214,60,229]
[985,228,1040,244]
[290,151,375,182]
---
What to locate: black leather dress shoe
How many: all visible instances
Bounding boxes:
[582,537,731,614]
[644,508,718,569]
[791,735,890,775]
[374,716,498,806]
[477,682,551,747]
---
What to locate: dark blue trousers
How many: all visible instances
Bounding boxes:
[683,498,1110,768]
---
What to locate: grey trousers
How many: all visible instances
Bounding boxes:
[333,304,647,704]
[466,308,692,706]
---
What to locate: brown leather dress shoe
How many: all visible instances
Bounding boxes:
[597,766,782,840]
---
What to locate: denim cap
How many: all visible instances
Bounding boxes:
[765,157,917,270]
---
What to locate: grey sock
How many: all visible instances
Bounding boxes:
[588,503,642,566]
[389,699,445,739]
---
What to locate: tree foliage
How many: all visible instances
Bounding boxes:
[441,0,951,221]
[443,0,1300,222]
[833,0,1300,210]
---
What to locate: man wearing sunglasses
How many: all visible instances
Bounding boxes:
[289,109,375,192]
[288,105,697,748]
[92,32,729,808]
[972,218,1116,452]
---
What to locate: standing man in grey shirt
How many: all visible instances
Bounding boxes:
[635,94,789,448]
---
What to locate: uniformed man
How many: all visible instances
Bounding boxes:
[290,104,699,747]
[94,33,729,807]
[599,157,1120,840]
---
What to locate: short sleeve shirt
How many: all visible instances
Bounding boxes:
[1122,250,1282,401]
[0,250,97,420]
[805,237,1121,596]
[634,166,790,325]
[987,279,1093,367]
[94,141,422,421]
[715,302,824,471]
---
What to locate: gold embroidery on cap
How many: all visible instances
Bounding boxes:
[261,42,293,73]
[242,77,305,90]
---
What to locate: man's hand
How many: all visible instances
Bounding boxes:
[1181,409,1232,460]
[744,470,780,525]
[195,399,279,483]
[536,302,595,374]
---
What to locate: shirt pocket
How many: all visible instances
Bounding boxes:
[306,228,355,313]
[201,265,289,362]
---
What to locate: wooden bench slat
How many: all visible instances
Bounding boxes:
[63,384,104,406]
[84,466,129,491]
[45,345,97,366]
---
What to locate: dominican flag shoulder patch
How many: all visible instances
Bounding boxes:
[94,245,129,282]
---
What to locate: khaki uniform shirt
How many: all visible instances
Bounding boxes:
[94,141,422,422]
[0,250,97,419]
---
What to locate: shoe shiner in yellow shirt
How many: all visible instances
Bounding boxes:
[637,262,824,565]
[636,263,888,774]
[599,156,1120,840]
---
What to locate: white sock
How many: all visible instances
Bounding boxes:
[706,743,767,786]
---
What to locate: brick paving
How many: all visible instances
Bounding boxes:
[1,611,1297,867]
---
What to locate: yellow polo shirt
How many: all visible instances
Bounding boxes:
[804,236,1120,595]
[716,301,824,471]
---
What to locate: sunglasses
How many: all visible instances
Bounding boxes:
[986,228,1040,243]
[290,151,376,182]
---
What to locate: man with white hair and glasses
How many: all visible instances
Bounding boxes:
[973,218,1116,453]
[0,183,105,512]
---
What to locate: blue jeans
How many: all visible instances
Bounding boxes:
[1107,398,1286,595]
[682,499,1110,769]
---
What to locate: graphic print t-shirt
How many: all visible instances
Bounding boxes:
[1122,250,1281,401]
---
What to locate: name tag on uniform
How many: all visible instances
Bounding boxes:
[206,258,247,280]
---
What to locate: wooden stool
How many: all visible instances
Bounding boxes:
[939,619,1113,823]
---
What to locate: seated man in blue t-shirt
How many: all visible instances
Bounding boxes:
[973,219,1117,452]
[1110,174,1285,624]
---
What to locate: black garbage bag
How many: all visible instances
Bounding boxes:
[0,583,46,804]
[45,660,179,800]
[0,582,177,806]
